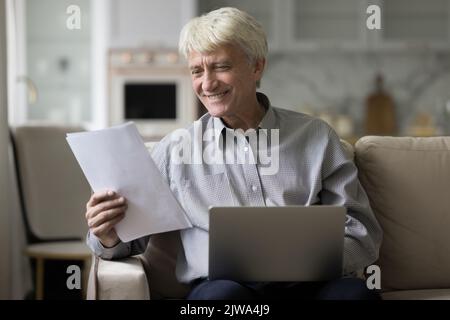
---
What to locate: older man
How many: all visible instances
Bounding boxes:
[85,7,382,300]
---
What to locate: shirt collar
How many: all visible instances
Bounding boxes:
[257,93,276,130]
[212,92,276,148]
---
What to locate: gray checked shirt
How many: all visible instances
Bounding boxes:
[87,92,382,284]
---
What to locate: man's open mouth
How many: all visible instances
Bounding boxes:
[204,90,230,100]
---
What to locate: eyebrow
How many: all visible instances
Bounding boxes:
[212,59,231,65]
[189,60,232,70]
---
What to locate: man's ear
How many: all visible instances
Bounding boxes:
[254,58,266,80]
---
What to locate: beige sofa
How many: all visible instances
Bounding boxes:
[86,136,450,300]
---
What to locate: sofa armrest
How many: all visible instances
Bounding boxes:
[87,255,150,300]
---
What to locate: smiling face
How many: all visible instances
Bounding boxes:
[188,44,265,129]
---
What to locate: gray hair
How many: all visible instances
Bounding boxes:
[179,7,268,64]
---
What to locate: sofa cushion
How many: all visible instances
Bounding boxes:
[355,136,450,291]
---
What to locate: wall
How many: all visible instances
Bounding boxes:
[0,0,11,299]
[261,51,450,137]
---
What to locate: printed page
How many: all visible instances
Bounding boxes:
[66,122,192,242]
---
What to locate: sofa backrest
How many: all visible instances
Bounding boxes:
[355,136,450,291]
[140,231,191,299]
[10,125,90,241]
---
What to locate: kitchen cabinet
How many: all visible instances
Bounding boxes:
[198,0,450,52]
[286,0,450,51]
[287,0,367,51]
[381,0,450,50]
[109,0,196,49]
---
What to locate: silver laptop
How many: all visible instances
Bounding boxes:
[208,206,346,282]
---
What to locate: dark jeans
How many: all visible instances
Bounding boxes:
[187,277,381,300]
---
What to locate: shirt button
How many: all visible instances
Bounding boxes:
[251,185,258,192]
[244,146,249,152]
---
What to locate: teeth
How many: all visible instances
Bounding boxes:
[207,91,227,99]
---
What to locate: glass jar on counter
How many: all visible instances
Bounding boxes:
[434,96,450,136]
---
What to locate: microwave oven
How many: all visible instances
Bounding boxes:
[109,51,198,139]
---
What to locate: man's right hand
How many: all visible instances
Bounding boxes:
[85,190,127,248]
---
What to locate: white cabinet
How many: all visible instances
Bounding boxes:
[287,0,450,51]
[198,0,450,52]
[109,0,196,48]
[286,0,367,51]
[381,0,450,50]
[198,0,368,51]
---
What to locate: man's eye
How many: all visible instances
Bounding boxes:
[216,65,229,70]
[191,70,202,75]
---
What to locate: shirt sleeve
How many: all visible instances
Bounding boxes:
[320,126,383,275]
[86,230,150,260]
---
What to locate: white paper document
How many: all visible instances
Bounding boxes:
[66,122,192,242]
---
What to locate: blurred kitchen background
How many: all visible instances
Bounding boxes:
[8,0,450,141]
[1,0,450,299]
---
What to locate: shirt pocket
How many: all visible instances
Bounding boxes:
[181,172,233,229]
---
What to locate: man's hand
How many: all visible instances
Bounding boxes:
[85,190,127,248]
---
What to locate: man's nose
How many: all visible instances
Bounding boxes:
[202,71,218,92]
